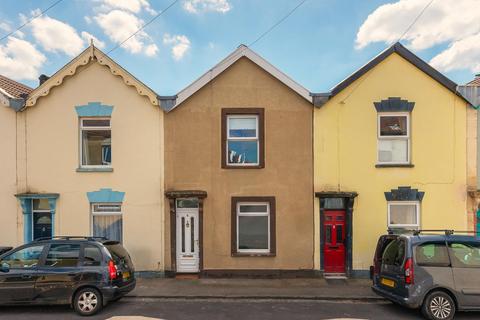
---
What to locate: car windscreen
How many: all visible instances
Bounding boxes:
[104,242,134,269]
[382,238,406,267]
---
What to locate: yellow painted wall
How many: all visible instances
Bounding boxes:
[17,62,165,271]
[0,103,19,246]
[165,57,314,270]
[314,53,469,271]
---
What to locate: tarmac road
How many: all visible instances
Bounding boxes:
[0,298,478,320]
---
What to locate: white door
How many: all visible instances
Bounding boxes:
[176,208,199,273]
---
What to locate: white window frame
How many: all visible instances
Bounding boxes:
[32,199,52,240]
[79,117,112,169]
[387,201,420,229]
[236,202,270,253]
[226,115,260,166]
[377,112,410,165]
[90,203,123,240]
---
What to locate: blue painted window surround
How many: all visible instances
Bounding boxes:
[15,194,59,243]
[87,188,125,203]
[75,102,113,172]
[75,102,113,117]
[87,189,125,242]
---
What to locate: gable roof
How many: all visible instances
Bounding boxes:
[0,74,33,98]
[311,42,470,106]
[165,45,311,112]
[24,44,159,109]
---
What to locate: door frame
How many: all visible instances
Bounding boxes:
[165,190,207,274]
[315,192,357,277]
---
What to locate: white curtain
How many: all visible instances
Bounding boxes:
[93,215,122,242]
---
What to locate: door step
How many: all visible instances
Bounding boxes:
[175,273,200,280]
[324,273,347,279]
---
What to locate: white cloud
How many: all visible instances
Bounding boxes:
[0,22,11,32]
[84,16,93,24]
[163,34,190,60]
[145,43,158,56]
[94,9,157,56]
[98,0,157,15]
[430,33,480,72]
[183,0,231,14]
[28,13,85,56]
[355,0,480,72]
[0,37,46,81]
[81,31,106,49]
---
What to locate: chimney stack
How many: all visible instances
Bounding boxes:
[39,74,50,85]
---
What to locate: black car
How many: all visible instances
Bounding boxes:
[0,236,136,316]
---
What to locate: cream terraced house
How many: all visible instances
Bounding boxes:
[8,45,166,272]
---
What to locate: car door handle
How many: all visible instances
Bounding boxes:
[68,273,76,276]
[21,275,32,279]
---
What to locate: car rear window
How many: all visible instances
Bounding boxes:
[104,242,133,268]
[382,239,406,266]
[83,245,103,266]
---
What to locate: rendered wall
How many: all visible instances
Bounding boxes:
[165,57,314,271]
[17,62,165,271]
[314,53,469,271]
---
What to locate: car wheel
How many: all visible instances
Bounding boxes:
[73,287,103,316]
[422,291,455,320]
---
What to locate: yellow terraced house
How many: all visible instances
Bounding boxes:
[311,42,475,278]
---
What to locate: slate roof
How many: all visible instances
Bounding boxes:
[0,74,33,98]
[311,42,471,107]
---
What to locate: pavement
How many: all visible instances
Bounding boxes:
[127,277,380,301]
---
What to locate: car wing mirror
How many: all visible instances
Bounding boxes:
[0,262,10,273]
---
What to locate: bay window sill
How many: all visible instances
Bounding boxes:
[76,167,113,172]
[232,252,276,257]
[375,163,414,168]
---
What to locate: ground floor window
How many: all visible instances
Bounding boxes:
[231,197,276,255]
[91,203,122,242]
[388,201,420,229]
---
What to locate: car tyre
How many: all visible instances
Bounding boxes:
[421,291,455,320]
[73,287,103,316]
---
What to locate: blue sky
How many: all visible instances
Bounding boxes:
[0,0,479,95]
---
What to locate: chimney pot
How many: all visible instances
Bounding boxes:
[39,74,50,85]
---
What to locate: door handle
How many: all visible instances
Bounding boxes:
[68,273,76,276]
[21,274,32,279]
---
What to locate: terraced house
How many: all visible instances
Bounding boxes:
[162,45,314,276]
[0,42,476,278]
[312,42,474,278]
[9,45,166,272]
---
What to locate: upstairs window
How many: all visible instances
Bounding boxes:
[377,113,410,164]
[222,108,264,168]
[80,118,111,167]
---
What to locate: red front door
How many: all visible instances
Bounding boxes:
[324,210,346,273]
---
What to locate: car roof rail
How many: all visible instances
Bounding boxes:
[33,236,109,242]
[411,230,477,236]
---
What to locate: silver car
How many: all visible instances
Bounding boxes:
[371,231,480,320]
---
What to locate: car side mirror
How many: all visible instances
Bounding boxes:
[0,262,10,273]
